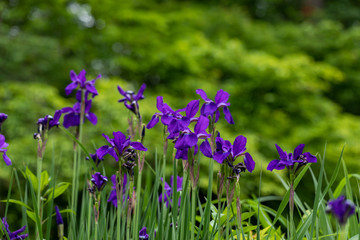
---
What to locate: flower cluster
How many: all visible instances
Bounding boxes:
[267,144,317,171]
[0,114,11,166]
[62,70,100,128]
[90,172,108,191]
[118,83,146,117]
[159,176,183,208]
[108,173,129,207]
[1,218,28,239]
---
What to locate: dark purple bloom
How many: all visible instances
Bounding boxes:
[61,98,97,128]
[65,70,101,96]
[91,172,108,191]
[139,227,149,240]
[2,218,28,239]
[37,110,62,131]
[97,131,147,162]
[200,134,255,173]
[196,89,234,124]
[146,96,185,129]
[326,195,356,225]
[0,134,11,166]
[0,113,8,131]
[159,176,183,208]
[118,83,146,115]
[108,174,128,207]
[267,144,317,171]
[55,206,64,225]
[86,153,103,166]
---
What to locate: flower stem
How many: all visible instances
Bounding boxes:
[87,194,93,240]
[191,186,196,240]
[289,170,295,240]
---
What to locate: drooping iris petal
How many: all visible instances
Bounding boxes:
[3,152,11,166]
[146,115,159,129]
[213,151,230,164]
[200,140,213,158]
[130,142,148,151]
[267,160,281,171]
[223,106,234,124]
[174,133,198,149]
[304,152,317,163]
[244,152,255,173]
[86,112,98,125]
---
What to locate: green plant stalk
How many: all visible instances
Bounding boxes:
[172,151,178,239]
[338,225,348,240]
[70,89,86,238]
[180,170,189,240]
[87,194,93,240]
[127,179,134,240]
[36,147,44,240]
[70,148,78,237]
[201,116,216,239]
[289,170,295,240]
[116,169,123,240]
[94,221,98,240]
[235,182,242,235]
[191,186,197,240]
[133,170,143,240]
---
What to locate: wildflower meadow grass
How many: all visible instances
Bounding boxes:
[0,70,359,240]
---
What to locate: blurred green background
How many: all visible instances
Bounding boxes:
[1,0,360,215]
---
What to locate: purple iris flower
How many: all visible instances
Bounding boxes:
[96,131,147,162]
[1,218,28,239]
[200,133,255,173]
[86,153,103,166]
[139,227,149,240]
[118,83,146,115]
[65,69,101,96]
[196,89,234,124]
[37,110,62,131]
[159,176,183,208]
[0,134,11,166]
[55,206,64,225]
[0,113,8,131]
[108,174,128,207]
[61,98,97,128]
[91,172,108,191]
[146,96,185,129]
[267,144,317,171]
[326,195,356,225]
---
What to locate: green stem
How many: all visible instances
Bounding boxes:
[133,170,142,240]
[191,186,196,240]
[94,221,98,240]
[235,182,242,234]
[289,170,295,240]
[87,194,93,240]
[36,154,43,240]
